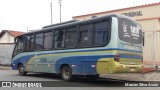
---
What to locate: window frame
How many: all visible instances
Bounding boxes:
[43,31,54,50]
[78,23,94,47]
[64,26,78,49]
[54,29,65,49]
[35,33,44,51]
[93,20,111,46]
[77,19,111,48]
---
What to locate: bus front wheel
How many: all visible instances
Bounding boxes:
[61,65,74,81]
[18,64,27,76]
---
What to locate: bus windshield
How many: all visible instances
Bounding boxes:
[118,18,142,44]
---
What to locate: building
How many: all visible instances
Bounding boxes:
[0,30,24,65]
[73,2,160,67]
[0,30,24,43]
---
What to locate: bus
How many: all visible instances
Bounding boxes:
[11,14,143,81]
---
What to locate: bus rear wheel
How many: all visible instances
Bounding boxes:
[18,64,27,76]
[61,66,74,81]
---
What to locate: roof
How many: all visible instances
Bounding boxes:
[73,2,160,19]
[42,20,79,29]
[0,30,25,38]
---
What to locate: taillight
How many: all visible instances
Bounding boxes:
[114,54,120,62]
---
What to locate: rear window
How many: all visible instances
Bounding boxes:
[118,18,142,44]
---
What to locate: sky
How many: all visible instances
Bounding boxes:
[0,0,160,32]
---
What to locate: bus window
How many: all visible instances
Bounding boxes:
[26,35,30,51]
[44,32,53,50]
[79,24,93,47]
[65,27,77,48]
[118,18,142,44]
[94,21,110,45]
[54,30,65,48]
[35,33,44,50]
[30,34,35,51]
[13,36,25,56]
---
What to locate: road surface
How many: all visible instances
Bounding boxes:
[0,69,160,90]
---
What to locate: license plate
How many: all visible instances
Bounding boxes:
[129,68,136,72]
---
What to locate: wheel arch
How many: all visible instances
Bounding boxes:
[60,64,71,73]
[17,62,23,68]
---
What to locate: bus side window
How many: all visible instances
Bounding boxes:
[94,21,110,46]
[54,30,65,48]
[26,35,30,51]
[13,36,25,56]
[30,34,35,51]
[79,24,93,47]
[65,27,77,48]
[44,32,53,50]
[35,33,44,50]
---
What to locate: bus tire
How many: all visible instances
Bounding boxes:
[18,64,27,76]
[61,65,74,81]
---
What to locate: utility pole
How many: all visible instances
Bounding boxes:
[58,0,62,23]
[50,2,53,24]
[27,27,29,32]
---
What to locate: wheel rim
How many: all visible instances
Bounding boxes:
[19,66,23,73]
[62,67,71,79]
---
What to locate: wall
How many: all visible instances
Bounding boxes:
[138,19,160,31]
[0,44,15,65]
[73,4,160,21]
[0,32,15,43]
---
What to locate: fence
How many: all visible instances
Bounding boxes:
[0,43,15,65]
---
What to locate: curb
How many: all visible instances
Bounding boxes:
[0,65,11,70]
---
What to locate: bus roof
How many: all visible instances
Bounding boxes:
[17,14,137,37]
[42,20,79,29]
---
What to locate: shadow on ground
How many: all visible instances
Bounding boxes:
[20,73,129,87]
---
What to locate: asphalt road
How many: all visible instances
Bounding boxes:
[0,70,60,81]
[0,70,160,90]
